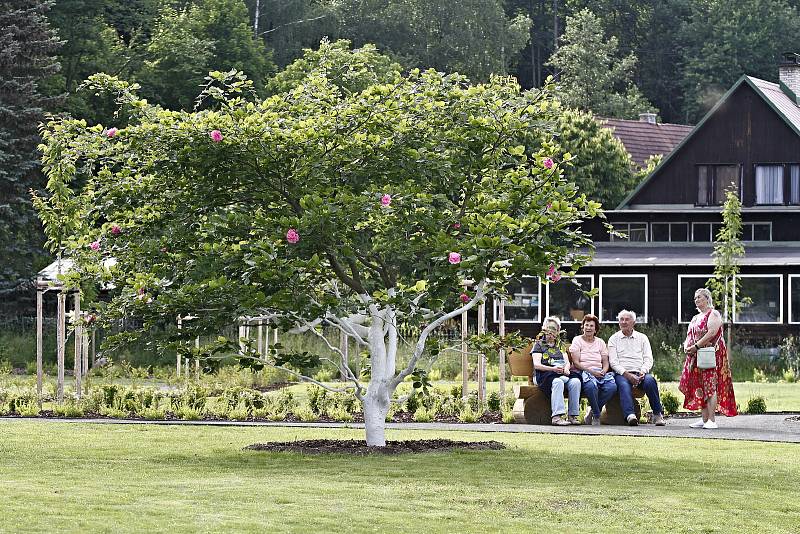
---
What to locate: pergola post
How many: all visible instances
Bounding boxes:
[176,316,182,377]
[257,323,263,356]
[477,299,486,404]
[460,301,468,400]
[195,336,200,380]
[56,291,66,403]
[498,298,506,403]
[36,289,43,405]
[73,292,82,399]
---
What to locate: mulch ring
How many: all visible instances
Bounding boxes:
[244,438,506,455]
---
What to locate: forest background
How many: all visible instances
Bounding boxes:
[5,0,800,315]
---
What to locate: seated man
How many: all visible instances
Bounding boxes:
[608,310,666,426]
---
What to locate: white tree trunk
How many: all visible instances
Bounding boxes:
[363,385,391,446]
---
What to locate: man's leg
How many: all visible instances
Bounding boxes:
[614,373,636,419]
[642,374,663,415]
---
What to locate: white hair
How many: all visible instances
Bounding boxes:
[617,309,637,322]
[695,287,714,308]
[542,316,561,332]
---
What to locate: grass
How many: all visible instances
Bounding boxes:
[1,420,799,533]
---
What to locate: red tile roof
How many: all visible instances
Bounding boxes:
[601,118,693,167]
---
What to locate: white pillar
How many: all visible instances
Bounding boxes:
[36,289,43,404]
[477,299,486,404]
[461,302,468,400]
[56,292,66,403]
[73,293,82,399]
[176,316,182,377]
[498,299,506,403]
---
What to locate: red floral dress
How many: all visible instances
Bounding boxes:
[678,310,738,416]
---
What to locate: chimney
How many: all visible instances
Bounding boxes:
[779,52,800,103]
[638,112,657,124]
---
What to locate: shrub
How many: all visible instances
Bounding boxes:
[384,406,396,422]
[228,401,250,421]
[139,406,167,420]
[746,396,767,414]
[450,384,462,399]
[312,368,336,382]
[99,406,127,418]
[782,368,797,383]
[175,402,203,420]
[487,391,501,411]
[413,407,433,422]
[326,405,353,422]
[501,408,515,424]
[204,398,231,418]
[52,401,85,418]
[16,401,41,417]
[307,386,328,415]
[661,391,680,415]
[293,405,318,422]
[405,392,419,413]
[458,405,479,423]
[752,368,768,383]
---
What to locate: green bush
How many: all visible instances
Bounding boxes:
[293,405,318,422]
[746,396,767,414]
[228,401,250,421]
[458,405,479,423]
[782,368,797,383]
[413,406,434,422]
[661,391,680,415]
[487,391,501,411]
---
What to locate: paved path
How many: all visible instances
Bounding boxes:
[6,414,800,443]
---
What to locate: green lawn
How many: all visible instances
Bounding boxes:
[1,420,798,533]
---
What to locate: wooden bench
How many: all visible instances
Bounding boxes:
[508,344,642,425]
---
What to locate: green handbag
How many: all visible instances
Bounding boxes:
[696,346,716,369]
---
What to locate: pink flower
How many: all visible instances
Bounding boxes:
[460,293,470,304]
[546,202,553,210]
[286,228,300,244]
[89,241,101,251]
[86,313,97,324]
[105,128,118,138]
[209,130,223,142]
[110,225,121,235]
[550,271,562,283]
[137,287,146,296]
[543,157,554,169]
[448,252,461,264]
[453,222,461,229]
[381,194,391,207]
[547,264,556,278]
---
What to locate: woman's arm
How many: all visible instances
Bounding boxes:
[599,340,610,375]
[568,339,583,371]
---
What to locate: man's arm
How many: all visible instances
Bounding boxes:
[641,333,653,374]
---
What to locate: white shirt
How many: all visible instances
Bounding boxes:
[608,329,653,375]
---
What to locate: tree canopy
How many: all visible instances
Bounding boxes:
[35,44,600,444]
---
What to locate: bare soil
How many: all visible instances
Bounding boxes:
[243,438,506,455]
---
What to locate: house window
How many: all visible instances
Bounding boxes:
[740,222,771,241]
[651,223,689,242]
[791,165,800,205]
[734,275,783,324]
[697,164,739,206]
[546,276,593,323]
[678,275,715,323]
[610,222,648,242]
[495,277,540,323]
[790,275,800,324]
[599,275,648,323]
[755,165,784,205]
[691,222,723,242]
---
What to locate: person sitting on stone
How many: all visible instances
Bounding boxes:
[531,316,582,425]
[607,310,666,426]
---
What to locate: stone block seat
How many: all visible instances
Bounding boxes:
[508,344,643,425]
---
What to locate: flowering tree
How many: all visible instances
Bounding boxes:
[35,48,600,445]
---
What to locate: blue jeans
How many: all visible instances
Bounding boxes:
[614,373,664,418]
[551,375,581,417]
[582,375,618,417]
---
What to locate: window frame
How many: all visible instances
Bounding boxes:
[753,163,800,206]
[691,222,723,242]
[545,275,595,324]
[677,274,720,324]
[598,274,648,324]
[744,221,772,242]
[696,164,742,206]
[789,275,800,325]
[733,274,784,325]
[754,164,785,206]
[650,222,690,242]
[493,276,541,324]
[610,222,649,242]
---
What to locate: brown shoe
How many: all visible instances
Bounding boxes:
[653,414,666,426]
[568,415,581,425]
[551,416,570,426]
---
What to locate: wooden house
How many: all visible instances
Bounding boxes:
[498,54,800,341]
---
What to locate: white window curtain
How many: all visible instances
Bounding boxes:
[755,165,783,204]
[791,165,800,205]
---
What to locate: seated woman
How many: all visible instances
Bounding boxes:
[531,316,582,425]
[569,314,617,425]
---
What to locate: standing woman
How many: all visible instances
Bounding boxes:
[679,288,737,429]
[532,316,582,425]
[569,314,617,425]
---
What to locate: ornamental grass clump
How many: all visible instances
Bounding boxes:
[458,405,480,423]
[661,391,680,415]
[746,396,767,414]
[293,405,318,422]
[228,401,251,421]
